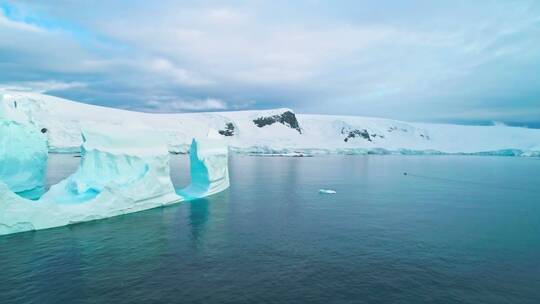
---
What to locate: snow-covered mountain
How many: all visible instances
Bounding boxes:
[1,91,539,156]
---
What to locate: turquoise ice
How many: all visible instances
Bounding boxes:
[0,126,230,236]
[0,119,47,199]
[176,139,230,200]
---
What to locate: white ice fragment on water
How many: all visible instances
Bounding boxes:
[319,189,337,194]
[0,126,230,236]
[0,119,47,198]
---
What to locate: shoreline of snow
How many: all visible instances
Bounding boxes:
[237,148,540,157]
[47,148,540,158]
[2,91,539,157]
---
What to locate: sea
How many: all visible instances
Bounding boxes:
[1,154,539,303]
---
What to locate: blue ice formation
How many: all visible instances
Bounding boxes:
[176,139,230,200]
[0,127,229,236]
[0,119,47,199]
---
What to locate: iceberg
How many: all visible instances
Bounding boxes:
[319,189,337,194]
[0,126,230,236]
[0,119,47,199]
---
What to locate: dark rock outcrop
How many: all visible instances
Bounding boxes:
[253,111,302,134]
[342,128,371,142]
[218,122,235,136]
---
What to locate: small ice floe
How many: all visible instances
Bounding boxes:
[318,189,337,194]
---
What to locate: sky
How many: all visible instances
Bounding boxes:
[1,0,539,127]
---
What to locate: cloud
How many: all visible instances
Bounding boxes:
[147,58,213,86]
[206,8,246,25]
[0,7,42,32]
[0,0,539,126]
[142,98,227,112]
[0,80,86,93]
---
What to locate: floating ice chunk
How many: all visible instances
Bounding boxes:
[0,126,230,236]
[319,189,337,194]
[0,119,47,198]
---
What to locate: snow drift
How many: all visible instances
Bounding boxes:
[0,127,230,236]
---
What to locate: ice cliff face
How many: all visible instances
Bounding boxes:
[0,127,230,236]
[0,119,47,198]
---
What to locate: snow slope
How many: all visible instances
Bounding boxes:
[1,91,539,156]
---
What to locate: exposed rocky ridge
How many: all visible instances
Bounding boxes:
[342,128,371,142]
[341,127,385,142]
[218,122,235,136]
[253,110,302,133]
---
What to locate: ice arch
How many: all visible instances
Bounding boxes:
[0,126,230,236]
[176,139,230,200]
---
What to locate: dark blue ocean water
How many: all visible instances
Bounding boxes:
[1,154,539,303]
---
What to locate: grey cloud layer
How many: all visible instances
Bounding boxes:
[1,0,539,126]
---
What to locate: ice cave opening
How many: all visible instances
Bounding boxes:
[169,153,191,191]
[175,139,230,200]
[45,153,81,191]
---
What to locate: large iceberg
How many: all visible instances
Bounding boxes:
[0,126,230,236]
[0,119,47,199]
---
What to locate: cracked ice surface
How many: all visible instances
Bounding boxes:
[0,126,230,236]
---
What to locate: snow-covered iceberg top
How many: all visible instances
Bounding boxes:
[80,125,171,157]
[0,127,230,236]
